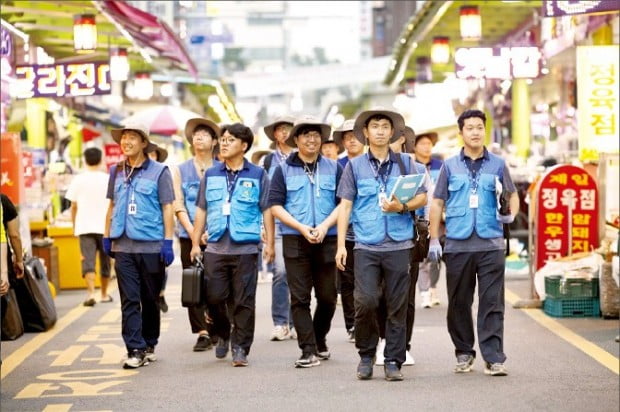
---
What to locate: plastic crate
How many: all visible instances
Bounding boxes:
[544,276,599,299]
[543,296,600,318]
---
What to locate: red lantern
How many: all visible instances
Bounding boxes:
[73,14,97,52]
[460,6,481,41]
[431,36,450,64]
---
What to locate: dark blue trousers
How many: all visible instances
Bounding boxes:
[115,253,165,353]
[444,250,506,364]
[354,248,411,366]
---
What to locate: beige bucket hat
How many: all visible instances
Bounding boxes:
[184,118,220,145]
[263,115,296,142]
[353,107,405,144]
[150,144,168,162]
[402,126,416,153]
[286,115,331,148]
[111,122,151,145]
[414,131,439,147]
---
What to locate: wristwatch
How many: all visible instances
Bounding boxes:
[400,203,409,214]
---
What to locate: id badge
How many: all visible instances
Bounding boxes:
[128,202,137,215]
[222,202,231,216]
[469,194,479,209]
[378,192,388,207]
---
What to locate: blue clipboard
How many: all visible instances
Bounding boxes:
[382,173,425,215]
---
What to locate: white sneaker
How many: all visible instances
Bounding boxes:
[420,291,432,308]
[430,288,440,306]
[403,350,415,366]
[375,339,386,366]
[270,325,290,341]
[289,327,297,340]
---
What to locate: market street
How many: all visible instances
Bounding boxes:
[1,263,618,412]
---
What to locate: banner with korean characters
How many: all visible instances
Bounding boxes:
[535,165,599,270]
[576,45,619,162]
[104,143,124,172]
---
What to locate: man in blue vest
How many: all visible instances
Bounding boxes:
[268,115,342,368]
[429,109,519,377]
[103,122,175,369]
[190,123,274,367]
[412,131,444,309]
[261,115,297,342]
[173,118,220,352]
[336,107,427,381]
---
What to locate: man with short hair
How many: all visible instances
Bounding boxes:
[429,109,519,377]
[191,123,274,367]
[66,147,112,306]
[103,123,175,369]
[336,107,427,381]
[262,116,297,341]
[320,139,341,161]
[269,115,341,368]
[173,118,220,352]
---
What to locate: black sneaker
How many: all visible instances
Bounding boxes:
[454,354,475,373]
[215,338,230,359]
[384,361,403,381]
[159,296,168,313]
[123,349,148,369]
[356,357,374,380]
[231,346,248,367]
[193,334,213,352]
[145,346,157,362]
[347,328,355,343]
[294,353,320,368]
[316,342,330,360]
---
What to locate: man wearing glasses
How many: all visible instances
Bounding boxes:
[190,123,275,367]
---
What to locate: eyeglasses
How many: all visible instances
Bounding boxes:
[299,131,322,140]
[218,137,239,145]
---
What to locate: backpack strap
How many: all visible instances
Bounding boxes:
[395,153,407,176]
[263,152,273,173]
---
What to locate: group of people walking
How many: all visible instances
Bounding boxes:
[75,106,518,381]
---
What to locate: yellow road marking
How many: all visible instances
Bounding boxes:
[506,288,619,375]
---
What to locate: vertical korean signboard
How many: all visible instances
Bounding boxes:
[576,46,619,162]
[0,132,24,204]
[535,165,599,270]
[104,144,124,171]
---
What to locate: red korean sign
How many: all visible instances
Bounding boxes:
[535,165,599,270]
[104,143,124,172]
[0,132,24,204]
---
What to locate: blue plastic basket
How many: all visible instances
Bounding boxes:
[543,296,600,318]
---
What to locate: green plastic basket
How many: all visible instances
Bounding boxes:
[544,276,599,299]
[543,296,600,318]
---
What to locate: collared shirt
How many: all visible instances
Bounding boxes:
[196,158,270,255]
[267,152,343,208]
[106,157,175,253]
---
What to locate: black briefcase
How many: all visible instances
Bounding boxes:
[15,255,57,332]
[181,259,204,307]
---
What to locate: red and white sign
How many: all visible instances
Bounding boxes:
[0,132,24,204]
[535,165,599,270]
[104,143,124,172]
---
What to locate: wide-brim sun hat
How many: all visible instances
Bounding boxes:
[263,115,296,142]
[414,131,439,147]
[286,115,331,148]
[353,107,405,144]
[332,119,355,147]
[151,145,168,162]
[184,118,221,145]
[111,122,151,145]
[251,149,271,165]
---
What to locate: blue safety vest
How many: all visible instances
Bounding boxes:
[350,152,415,245]
[443,152,505,240]
[110,159,166,241]
[205,160,263,244]
[280,155,338,236]
[176,159,201,239]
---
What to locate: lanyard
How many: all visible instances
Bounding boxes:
[225,169,240,202]
[276,148,289,164]
[123,164,143,203]
[302,160,321,196]
[461,156,487,194]
[366,153,392,193]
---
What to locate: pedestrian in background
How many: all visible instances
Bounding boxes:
[261,115,297,342]
[269,115,341,368]
[173,118,220,351]
[191,123,274,367]
[335,108,427,381]
[331,119,362,342]
[429,109,519,377]
[412,131,444,308]
[320,138,341,161]
[65,148,112,307]
[103,123,175,369]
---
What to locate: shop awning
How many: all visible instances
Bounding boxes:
[384,0,542,87]
[1,0,197,77]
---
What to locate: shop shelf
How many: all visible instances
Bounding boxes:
[544,276,599,299]
[543,296,600,318]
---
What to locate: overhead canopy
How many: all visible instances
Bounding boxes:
[1,0,197,77]
[384,0,542,86]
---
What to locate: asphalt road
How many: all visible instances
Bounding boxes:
[1,263,618,412]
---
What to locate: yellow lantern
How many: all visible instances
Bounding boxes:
[73,14,97,52]
[110,47,130,81]
[134,72,153,100]
[460,6,481,41]
[431,36,450,64]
